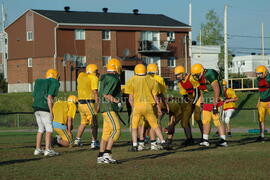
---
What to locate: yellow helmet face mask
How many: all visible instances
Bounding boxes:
[191,64,204,81]
[135,64,146,75]
[86,64,98,74]
[256,65,267,78]
[46,69,58,79]
[67,95,78,104]
[147,64,158,74]
[107,58,122,74]
[174,66,186,80]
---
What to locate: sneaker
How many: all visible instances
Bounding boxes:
[151,142,162,151]
[138,143,145,151]
[217,139,228,147]
[129,146,138,152]
[103,153,118,164]
[97,157,107,164]
[199,139,210,147]
[90,141,100,149]
[34,148,44,155]
[44,149,60,157]
[74,139,83,146]
[227,132,232,137]
[181,138,194,146]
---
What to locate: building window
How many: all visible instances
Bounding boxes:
[167,32,175,42]
[102,30,111,40]
[26,31,33,41]
[76,56,86,67]
[168,57,176,67]
[102,56,111,66]
[28,58,32,67]
[241,61,245,66]
[75,29,85,40]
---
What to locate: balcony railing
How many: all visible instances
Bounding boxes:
[138,40,172,53]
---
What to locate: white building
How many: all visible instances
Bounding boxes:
[230,55,270,77]
[191,45,220,71]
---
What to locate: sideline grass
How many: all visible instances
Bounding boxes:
[1,131,270,179]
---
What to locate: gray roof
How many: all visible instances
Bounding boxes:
[32,9,190,28]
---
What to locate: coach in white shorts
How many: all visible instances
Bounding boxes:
[222,80,238,137]
[32,69,60,156]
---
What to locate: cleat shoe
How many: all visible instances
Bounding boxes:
[138,143,145,151]
[44,149,59,157]
[103,153,118,164]
[129,146,138,152]
[199,139,210,147]
[151,142,163,151]
[34,148,44,155]
[217,139,228,147]
[74,139,83,146]
[181,138,194,146]
[161,142,172,150]
[227,132,232,137]
[90,141,100,149]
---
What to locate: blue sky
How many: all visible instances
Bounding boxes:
[4,0,270,55]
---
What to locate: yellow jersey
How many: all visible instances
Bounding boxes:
[77,72,99,100]
[150,74,167,94]
[223,88,237,110]
[125,75,160,105]
[53,101,77,125]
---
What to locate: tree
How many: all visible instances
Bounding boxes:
[197,10,233,70]
[0,73,7,93]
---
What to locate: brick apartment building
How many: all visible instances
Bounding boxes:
[6,7,191,92]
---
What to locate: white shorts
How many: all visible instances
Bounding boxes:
[222,109,235,124]
[34,111,53,133]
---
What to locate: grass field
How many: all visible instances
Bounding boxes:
[1,131,270,180]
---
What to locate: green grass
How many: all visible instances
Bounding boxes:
[1,131,270,179]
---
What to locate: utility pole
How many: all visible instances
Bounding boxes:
[189,2,192,58]
[262,23,265,59]
[224,4,228,82]
[1,2,7,80]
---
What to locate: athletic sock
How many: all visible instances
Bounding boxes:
[203,134,209,140]
[98,152,104,157]
[261,133,265,138]
[133,142,138,147]
[104,150,112,154]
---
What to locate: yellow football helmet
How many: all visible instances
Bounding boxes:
[107,58,122,73]
[135,64,146,75]
[147,64,158,74]
[86,64,98,74]
[256,65,267,76]
[67,95,78,104]
[46,69,58,79]
[174,66,185,75]
[222,80,227,86]
[191,64,204,75]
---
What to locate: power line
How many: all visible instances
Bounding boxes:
[229,34,270,39]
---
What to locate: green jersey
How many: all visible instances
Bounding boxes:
[32,78,60,112]
[255,73,270,102]
[199,69,223,103]
[99,73,122,113]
